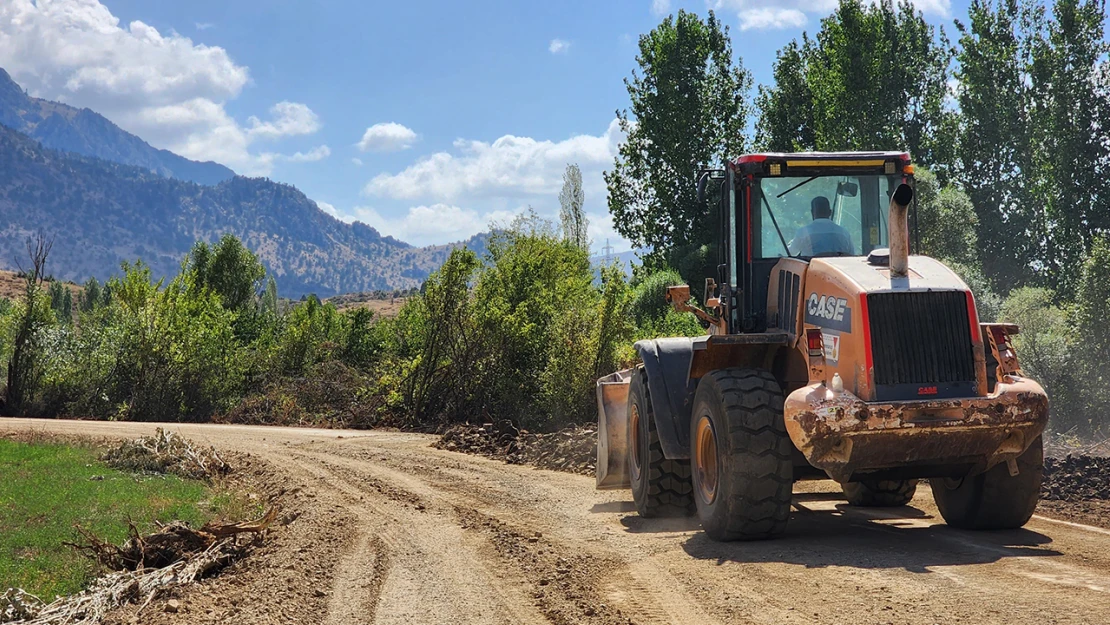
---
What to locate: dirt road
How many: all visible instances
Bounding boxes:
[3,419,1109,624]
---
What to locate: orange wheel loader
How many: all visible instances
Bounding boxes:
[596,152,1048,541]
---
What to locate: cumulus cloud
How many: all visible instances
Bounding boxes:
[356,122,418,152]
[344,204,522,247]
[548,39,570,54]
[247,102,320,140]
[281,145,330,163]
[316,201,340,218]
[0,0,322,175]
[651,0,671,17]
[351,157,364,166]
[364,118,626,202]
[711,0,949,30]
[737,7,807,30]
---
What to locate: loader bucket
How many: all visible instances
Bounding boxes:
[596,369,633,490]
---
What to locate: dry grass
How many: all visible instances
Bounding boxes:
[0,270,81,303]
[326,292,410,318]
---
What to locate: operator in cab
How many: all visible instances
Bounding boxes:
[790,196,855,257]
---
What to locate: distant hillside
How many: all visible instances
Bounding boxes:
[591,249,642,277]
[0,68,234,186]
[0,124,484,297]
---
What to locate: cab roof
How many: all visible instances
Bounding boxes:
[732,151,913,176]
[734,151,911,165]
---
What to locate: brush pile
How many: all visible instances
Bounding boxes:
[1,509,276,625]
[435,422,597,476]
[100,428,230,481]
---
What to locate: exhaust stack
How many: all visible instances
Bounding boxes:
[888,183,914,278]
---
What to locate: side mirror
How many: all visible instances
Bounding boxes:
[836,181,859,197]
[696,169,726,205]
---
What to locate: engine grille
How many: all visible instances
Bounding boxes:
[867,291,976,388]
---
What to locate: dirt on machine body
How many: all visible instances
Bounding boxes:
[597,151,1049,541]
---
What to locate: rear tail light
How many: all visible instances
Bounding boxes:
[990,325,1010,351]
[806,328,824,356]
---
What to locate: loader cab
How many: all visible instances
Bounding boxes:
[703,152,917,334]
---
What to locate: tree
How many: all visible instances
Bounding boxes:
[61,287,72,323]
[1027,0,1110,297]
[187,234,266,312]
[1075,235,1110,429]
[80,277,101,312]
[755,39,816,152]
[956,0,1042,291]
[6,234,54,415]
[559,163,589,251]
[605,10,752,281]
[915,168,978,264]
[757,0,956,174]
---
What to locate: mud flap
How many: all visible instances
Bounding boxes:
[596,369,633,489]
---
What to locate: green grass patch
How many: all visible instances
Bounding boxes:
[0,439,233,600]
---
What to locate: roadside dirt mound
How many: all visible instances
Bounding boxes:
[435,422,596,476]
[1042,455,1110,502]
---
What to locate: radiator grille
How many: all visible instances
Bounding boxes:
[867,291,976,386]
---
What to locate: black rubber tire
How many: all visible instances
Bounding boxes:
[627,371,695,518]
[930,436,1043,530]
[843,479,918,506]
[690,369,793,541]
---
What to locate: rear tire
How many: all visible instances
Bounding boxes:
[628,371,695,518]
[931,436,1043,530]
[843,479,918,507]
[690,369,792,541]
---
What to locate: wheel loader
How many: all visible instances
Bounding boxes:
[596,151,1049,541]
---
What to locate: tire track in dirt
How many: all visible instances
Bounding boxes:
[273,446,552,625]
[5,420,1110,625]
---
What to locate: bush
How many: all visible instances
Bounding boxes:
[1000,287,1087,434]
[948,261,1002,322]
[1075,236,1110,433]
[629,268,685,325]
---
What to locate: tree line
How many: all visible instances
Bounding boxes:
[607,0,1109,435]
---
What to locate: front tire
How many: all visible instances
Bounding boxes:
[843,479,918,507]
[690,369,793,541]
[628,371,695,518]
[931,436,1043,530]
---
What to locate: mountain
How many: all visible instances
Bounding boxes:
[0,69,234,186]
[0,124,470,297]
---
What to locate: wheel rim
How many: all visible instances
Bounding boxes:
[694,415,719,504]
[629,403,643,481]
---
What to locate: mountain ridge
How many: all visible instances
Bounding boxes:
[0,68,236,186]
[0,122,485,296]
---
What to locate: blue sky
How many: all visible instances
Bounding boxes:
[1,0,966,252]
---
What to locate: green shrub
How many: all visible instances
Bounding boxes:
[629,268,685,325]
[1000,287,1087,434]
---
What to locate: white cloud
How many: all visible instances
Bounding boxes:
[0,0,322,176]
[351,157,364,166]
[737,7,807,30]
[344,204,522,247]
[247,102,320,140]
[281,145,330,163]
[712,0,949,30]
[548,39,570,54]
[316,201,339,218]
[356,122,418,152]
[651,0,671,17]
[195,22,214,31]
[365,118,626,202]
